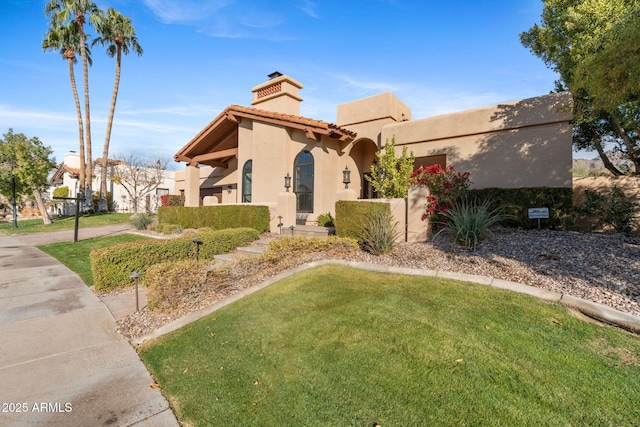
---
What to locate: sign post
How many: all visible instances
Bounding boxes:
[528,207,549,230]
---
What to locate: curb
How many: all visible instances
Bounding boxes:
[133,259,640,346]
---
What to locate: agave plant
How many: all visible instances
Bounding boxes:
[438,198,511,251]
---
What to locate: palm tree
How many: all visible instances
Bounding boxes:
[93,7,143,211]
[42,20,89,197]
[45,0,102,206]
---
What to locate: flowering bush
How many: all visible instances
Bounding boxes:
[161,194,185,207]
[411,164,470,223]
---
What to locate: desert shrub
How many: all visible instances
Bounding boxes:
[335,200,391,243]
[90,227,259,291]
[361,208,400,255]
[151,223,183,235]
[438,198,511,251]
[160,194,185,207]
[468,187,573,229]
[261,236,359,262]
[144,259,208,312]
[316,212,335,227]
[576,186,637,232]
[158,205,270,232]
[131,213,153,230]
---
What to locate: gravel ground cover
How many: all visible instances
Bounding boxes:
[111,228,640,341]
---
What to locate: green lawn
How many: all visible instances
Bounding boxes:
[139,264,640,426]
[0,212,133,234]
[38,233,151,286]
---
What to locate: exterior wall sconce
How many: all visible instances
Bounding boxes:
[284,173,292,192]
[342,166,351,189]
[226,185,232,194]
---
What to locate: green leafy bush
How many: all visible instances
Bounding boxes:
[158,205,270,232]
[90,227,260,291]
[467,187,573,229]
[361,208,400,255]
[52,186,69,199]
[131,213,153,230]
[335,200,391,243]
[438,198,511,251]
[576,186,637,232]
[316,212,335,227]
[160,194,185,207]
[365,136,415,198]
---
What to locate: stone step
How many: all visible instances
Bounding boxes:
[280,225,335,237]
[236,245,266,256]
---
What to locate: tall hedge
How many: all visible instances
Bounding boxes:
[90,227,260,291]
[335,200,391,243]
[158,205,270,232]
[468,187,573,229]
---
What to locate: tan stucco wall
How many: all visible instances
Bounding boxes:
[381,92,574,189]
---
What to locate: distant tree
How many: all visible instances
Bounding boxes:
[365,137,415,198]
[93,8,143,212]
[45,0,104,200]
[521,0,640,176]
[0,130,56,225]
[110,154,168,213]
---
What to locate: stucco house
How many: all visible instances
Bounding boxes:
[49,151,176,214]
[174,72,573,236]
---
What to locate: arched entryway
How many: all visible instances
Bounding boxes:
[347,138,378,199]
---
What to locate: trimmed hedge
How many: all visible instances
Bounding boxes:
[335,200,391,243]
[468,187,573,229]
[158,205,270,232]
[90,227,260,291]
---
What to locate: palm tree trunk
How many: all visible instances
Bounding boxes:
[78,20,93,208]
[67,57,86,196]
[33,187,52,225]
[100,47,122,211]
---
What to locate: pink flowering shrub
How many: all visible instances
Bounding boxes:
[161,194,185,207]
[411,165,470,224]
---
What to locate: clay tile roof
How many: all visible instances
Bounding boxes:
[175,105,357,164]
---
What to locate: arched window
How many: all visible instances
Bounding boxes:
[294,151,314,213]
[241,160,252,203]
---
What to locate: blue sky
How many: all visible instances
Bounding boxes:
[1,0,580,168]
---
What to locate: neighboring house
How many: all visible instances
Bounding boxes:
[48,152,175,214]
[174,72,573,232]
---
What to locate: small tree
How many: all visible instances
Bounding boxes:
[110,154,168,213]
[366,137,415,198]
[0,129,56,224]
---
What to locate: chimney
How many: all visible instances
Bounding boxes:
[251,72,303,115]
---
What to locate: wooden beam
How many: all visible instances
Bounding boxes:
[191,148,238,163]
[201,160,228,169]
[304,127,319,141]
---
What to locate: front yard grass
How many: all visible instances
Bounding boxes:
[139,264,640,426]
[38,233,151,286]
[0,212,133,234]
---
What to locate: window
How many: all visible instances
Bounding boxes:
[242,160,252,203]
[294,151,314,213]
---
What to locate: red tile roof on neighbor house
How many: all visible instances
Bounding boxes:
[174,105,357,167]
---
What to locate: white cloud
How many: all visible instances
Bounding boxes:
[296,0,320,18]
[142,0,232,24]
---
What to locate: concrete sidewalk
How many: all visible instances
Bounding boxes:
[10,223,134,246]
[0,232,179,426]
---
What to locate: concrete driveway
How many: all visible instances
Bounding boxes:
[0,231,178,426]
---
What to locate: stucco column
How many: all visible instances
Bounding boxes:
[184,163,200,207]
[407,185,429,243]
[277,191,297,232]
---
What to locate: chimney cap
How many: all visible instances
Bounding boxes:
[268,71,283,80]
